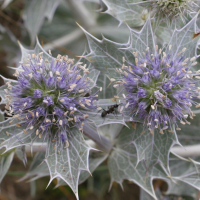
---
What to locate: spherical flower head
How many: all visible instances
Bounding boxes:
[8,53,98,148]
[152,0,198,20]
[116,46,199,133]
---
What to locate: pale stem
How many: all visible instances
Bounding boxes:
[66,0,96,29]
[171,144,200,157]
[44,0,97,51]
[83,124,113,152]
[43,28,83,51]
[25,143,200,157]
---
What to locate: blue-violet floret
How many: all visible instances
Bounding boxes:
[115,45,200,134]
[5,53,98,148]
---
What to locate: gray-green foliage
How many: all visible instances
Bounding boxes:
[101,0,147,27]
[0,110,15,186]
[23,0,61,44]
[1,0,200,199]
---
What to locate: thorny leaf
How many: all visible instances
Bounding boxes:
[122,123,179,172]
[23,0,61,44]
[44,128,95,200]
[108,126,170,199]
[56,151,108,187]
[0,110,15,186]
[79,25,134,74]
[101,0,147,28]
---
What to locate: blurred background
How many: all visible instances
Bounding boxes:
[0,0,198,199]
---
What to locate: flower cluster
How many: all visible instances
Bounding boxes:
[151,0,198,19]
[115,45,200,134]
[4,53,98,148]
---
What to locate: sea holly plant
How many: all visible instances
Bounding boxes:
[101,0,200,28]
[0,39,120,198]
[1,1,200,200]
[81,11,200,164]
[68,11,200,195]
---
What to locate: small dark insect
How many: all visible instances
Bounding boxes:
[84,93,90,97]
[101,104,121,118]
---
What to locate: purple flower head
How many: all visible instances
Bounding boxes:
[43,96,54,106]
[117,47,199,133]
[137,87,147,98]
[8,53,99,147]
[33,89,43,98]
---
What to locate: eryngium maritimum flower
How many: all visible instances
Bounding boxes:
[5,53,98,148]
[129,0,200,23]
[116,46,199,134]
[152,0,199,19]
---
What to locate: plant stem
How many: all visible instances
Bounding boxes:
[83,124,112,152]
[66,0,96,29]
[43,28,83,51]
[171,144,200,157]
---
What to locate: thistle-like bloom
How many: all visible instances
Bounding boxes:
[151,0,199,20]
[129,0,200,24]
[115,46,199,134]
[5,53,98,147]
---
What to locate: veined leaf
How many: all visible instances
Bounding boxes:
[56,151,108,187]
[115,123,179,172]
[79,25,134,74]
[0,111,15,186]
[19,152,49,182]
[23,0,61,44]
[44,128,96,200]
[169,154,200,193]
[165,13,200,59]
[102,0,147,28]
[0,149,15,185]
[108,129,170,199]
[0,75,17,104]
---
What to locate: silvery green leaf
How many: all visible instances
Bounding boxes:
[97,123,124,141]
[44,128,95,200]
[155,25,171,44]
[165,13,200,58]
[140,188,155,200]
[87,68,100,89]
[16,146,27,166]
[0,118,38,153]
[128,18,156,57]
[79,151,108,184]
[23,0,61,44]
[0,75,17,104]
[18,38,52,63]
[0,149,15,185]
[19,152,49,182]
[108,129,170,199]
[79,25,134,74]
[169,154,200,194]
[102,0,147,27]
[96,73,117,99]
[0,110,14,186]
[56,151,108,187]
[118,123,179,172]
[166,181,196,199]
